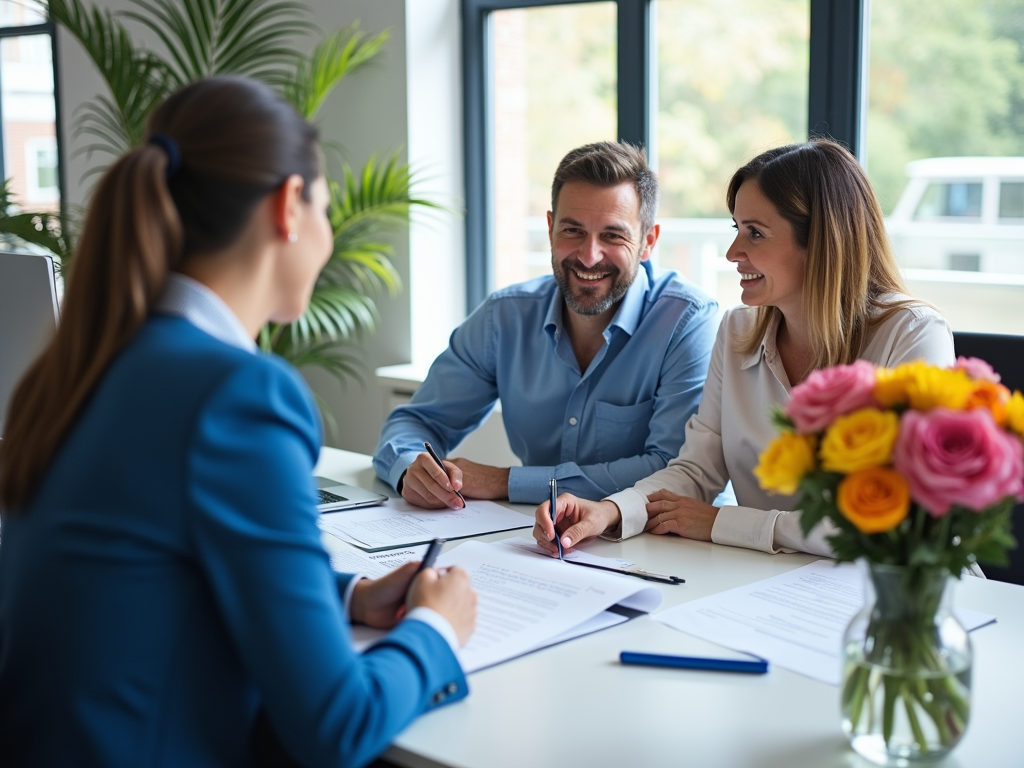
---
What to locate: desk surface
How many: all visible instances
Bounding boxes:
[315,448,1024,768]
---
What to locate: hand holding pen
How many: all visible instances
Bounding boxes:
[395,538,446,621]
[399,442,467,509]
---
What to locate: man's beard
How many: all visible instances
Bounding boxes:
[552,254,639,316]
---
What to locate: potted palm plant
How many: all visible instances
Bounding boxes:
[1,0,440,417]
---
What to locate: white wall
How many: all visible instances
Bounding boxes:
[56,0,465,455]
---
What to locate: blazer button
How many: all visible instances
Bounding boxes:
[432,691,444,705]
[446,682,458,694]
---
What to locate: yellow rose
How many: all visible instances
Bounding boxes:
[819,408,899,473]
[875,362,973,411]
[754,432,816,495]
[837,467,911,534]
[1007,391,1024,439]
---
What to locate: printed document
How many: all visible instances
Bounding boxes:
[652,560,995,685]
[328,543,427,579]
[351,539,663,673]
[318,498,531,551]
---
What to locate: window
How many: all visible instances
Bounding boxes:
[655,0,809,310]
[0,1,62,217]
[490,3,617,291]
[913,183,983,220]
[465,0,861,311]
[866,0,1024,334]
[999,182,1024,222]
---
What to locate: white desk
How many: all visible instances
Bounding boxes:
[315,448,1024,768]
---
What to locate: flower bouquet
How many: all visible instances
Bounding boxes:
[755,358,1022,765]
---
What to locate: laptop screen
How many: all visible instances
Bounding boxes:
[0,251,60,437]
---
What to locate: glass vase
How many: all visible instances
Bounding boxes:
[841,562,972,765]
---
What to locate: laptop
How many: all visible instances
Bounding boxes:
[315,476,387,512]
[0,251,61,436]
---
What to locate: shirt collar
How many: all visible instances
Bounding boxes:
[155,272,258,353]
[543,260,653,340]
[739,308,782,370]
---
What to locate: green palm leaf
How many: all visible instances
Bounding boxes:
[47,0,172,157]
[286,23,389,120]
[121,0,311,87]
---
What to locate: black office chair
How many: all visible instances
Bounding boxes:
[953,331,1024,585]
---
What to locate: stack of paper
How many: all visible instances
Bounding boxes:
[319,498,532,551]
[652,560,996,685]
[349,539,663,673]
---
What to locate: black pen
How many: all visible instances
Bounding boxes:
[423,441,467,507]
[565,560,683,584]
[397,538,446,621]
[549,478,563,561]
[415,538,445,574]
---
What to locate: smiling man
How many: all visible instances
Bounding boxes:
[373,142,718,508]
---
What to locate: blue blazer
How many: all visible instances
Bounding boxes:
[0,317,467,768]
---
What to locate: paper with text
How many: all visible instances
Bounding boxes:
[652,560,996,685]
[318,499,531,550]
[350,539,662,672]
[329,543,427,579]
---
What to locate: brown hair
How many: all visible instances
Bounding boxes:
[727,139,912,370]
[551,141,658,234]
[0,76,320,512]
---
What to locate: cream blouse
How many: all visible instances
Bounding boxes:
[605,299,956,556]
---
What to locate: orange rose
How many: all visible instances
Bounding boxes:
[965,380,1011,425]
[836,467,911,534]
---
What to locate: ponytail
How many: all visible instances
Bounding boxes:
[0,145,181,511]
[0,76,320,512]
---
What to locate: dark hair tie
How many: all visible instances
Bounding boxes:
[147,133,182,179]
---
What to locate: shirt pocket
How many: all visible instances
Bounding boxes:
[593,399,654,463]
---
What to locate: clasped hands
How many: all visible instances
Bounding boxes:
[401,453,510,509]
[532,488,720,553]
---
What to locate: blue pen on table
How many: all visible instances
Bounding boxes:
[397,538,446,621]
[549,477,563,561]
[620,651,768,674]
[423,441,467,507]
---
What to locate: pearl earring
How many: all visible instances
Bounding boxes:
[287,232,298,243]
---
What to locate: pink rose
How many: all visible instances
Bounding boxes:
[786,360,878,433]
[953,356,1001,383]
[894,408,1024,516]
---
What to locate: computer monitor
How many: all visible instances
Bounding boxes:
[0,251,60,436]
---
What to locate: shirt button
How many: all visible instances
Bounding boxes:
[569,417,578,426]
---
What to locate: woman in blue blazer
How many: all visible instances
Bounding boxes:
[0,76,476,768]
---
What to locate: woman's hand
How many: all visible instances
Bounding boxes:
[349,561,420,629]
[407,565,477,646]
[533,494,621,553]
[643,489,719,541]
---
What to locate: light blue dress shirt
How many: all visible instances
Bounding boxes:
[374,262,718,504]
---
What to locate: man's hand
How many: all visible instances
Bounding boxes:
[643,489,719,541]
[401,453,466,509]
[533,493,621,554]
[449,457,509,500]
[349,561,420,629]
[400,454,510,509]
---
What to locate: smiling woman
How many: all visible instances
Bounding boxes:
[535,139,956,561]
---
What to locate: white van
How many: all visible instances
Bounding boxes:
[886,157,1024,273]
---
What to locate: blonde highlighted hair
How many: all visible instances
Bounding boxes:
[728,139,913,370]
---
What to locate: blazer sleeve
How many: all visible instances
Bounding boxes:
[185,355,467,768]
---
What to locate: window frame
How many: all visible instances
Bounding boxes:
[461,0,865,311]
[0,11,65,213]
